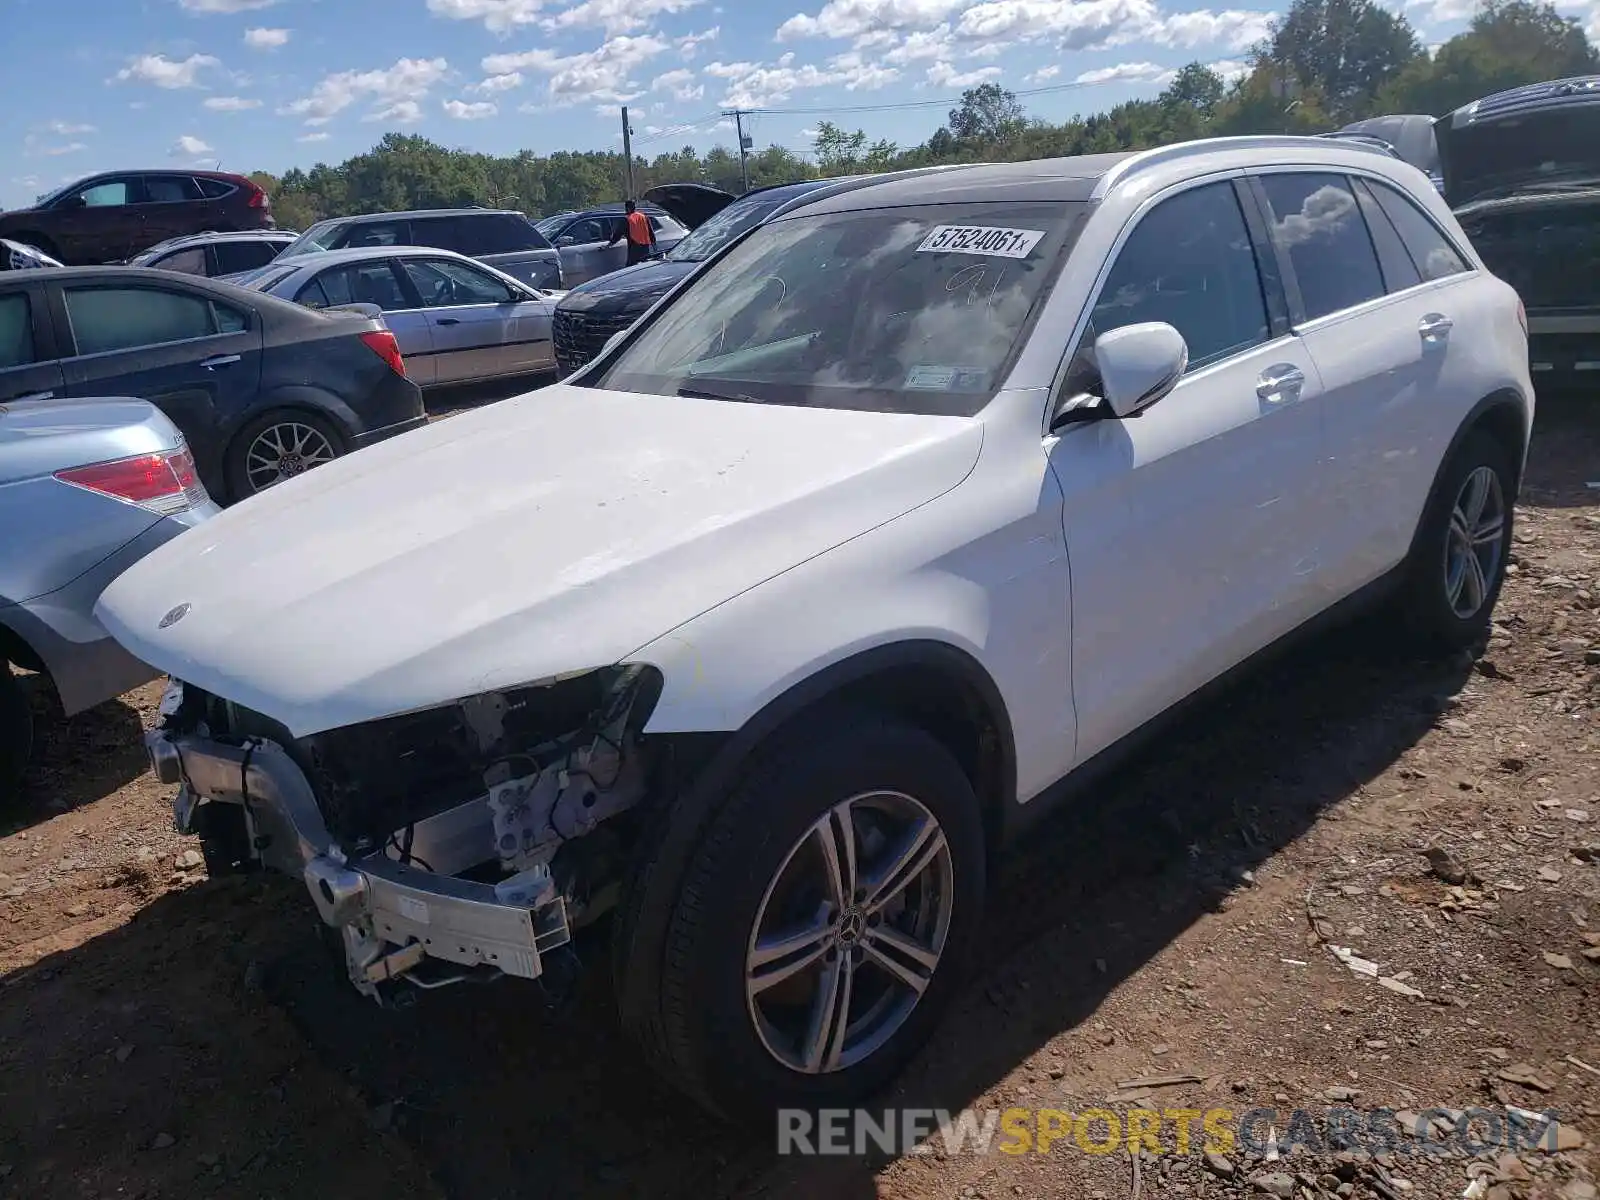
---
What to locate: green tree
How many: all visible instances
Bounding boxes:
[947,83,1027,142]
[1265,0,1423,121]
[812,121,869,171]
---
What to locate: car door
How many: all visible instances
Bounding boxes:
[1046,177,1328,763]
[1250,171,1477,595]
[397,256,552,383]
[138,175,207,251]
[49,175,144,264]
[292,259,437,387]
[51,279,264,491]
[0,284,67,405]
[552,217,613,286]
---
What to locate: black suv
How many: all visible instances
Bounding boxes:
[0,170,275,266]
[1439,75,1600,382]
[273,209,563,291]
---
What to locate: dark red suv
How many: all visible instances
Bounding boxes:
[0,170,274,266]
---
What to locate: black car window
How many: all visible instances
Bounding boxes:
[74,178,134,208]
[338,221,411,250]
[143,175,205,204]
[156,246,210,276]
[1350,179,1421,293]
[298,262,410,311]
[214,240,282,274]
[194,177,235,199]
[0,294,34,369]
[466,214,553,254]
[62,286,221,355]
[1257,173,1386,322]
[408,216,468,253]
[401,258,517,305]
[1090,180,1270,370]
[212,302,248,334]
[1365,180,1469,283]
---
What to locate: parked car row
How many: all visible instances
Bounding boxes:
[93,127,1536,1127]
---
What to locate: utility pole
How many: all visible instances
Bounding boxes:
[620,105,636,201]
[726,109,751,194]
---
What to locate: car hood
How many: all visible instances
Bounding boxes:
[1441,82,1600,208]
[558,259,697,311]
[95,383,982,738]
[640,182,736,230]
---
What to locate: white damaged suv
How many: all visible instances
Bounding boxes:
[97,137,1532,1119]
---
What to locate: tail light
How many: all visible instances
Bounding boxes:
[360,329,406,377]
[55,445,207,516]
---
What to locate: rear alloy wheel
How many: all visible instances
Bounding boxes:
[644,714,985,1121]
[1398,428,1515,654]
[0,662,33,806]
[228,411,344,500]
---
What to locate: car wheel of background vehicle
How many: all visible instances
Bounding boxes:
[1396,428,1514,655]
[642,712,986,1122]
[0,663,33,805]
[226,410,345,501]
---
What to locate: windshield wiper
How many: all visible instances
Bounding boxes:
[676,385,764,403]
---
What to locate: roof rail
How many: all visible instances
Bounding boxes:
[1090,135,1337,200]
[765,162,985,220]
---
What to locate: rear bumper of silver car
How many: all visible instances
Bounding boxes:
[147,724,572,997]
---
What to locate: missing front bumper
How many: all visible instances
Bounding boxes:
[150,727,573,997]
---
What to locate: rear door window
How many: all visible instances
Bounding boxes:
[467,214,553,254]
[62,286,221,354]
[0,294,34,369]
[142,175,205,204]
[1365,180,1469,282]
[297,261,411,310]
[156,246,210,275]
[410,216,468,252]
[1256,172,1386,321]
[336,221,411,250]
[214,240,283,274]
[1091,180,1270,369]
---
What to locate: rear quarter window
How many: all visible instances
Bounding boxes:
[195,177,236,199]
[1365,180,1469,282]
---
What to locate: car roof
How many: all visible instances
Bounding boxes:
[317,208,530,225]
[144,230,298,252]
[264,245,483,269]
[780,155,1134,216]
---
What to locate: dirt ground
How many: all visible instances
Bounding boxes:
[1,390,1596,1200]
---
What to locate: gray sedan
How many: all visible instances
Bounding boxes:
[244,246,558,389]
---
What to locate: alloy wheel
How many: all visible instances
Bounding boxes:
[745,790,955,1075]
[245,421,337,494]
[1442,464,1506,620]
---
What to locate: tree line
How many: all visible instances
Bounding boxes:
[251,0,1598,231]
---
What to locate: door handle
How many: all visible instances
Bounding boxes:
[435,317,461,326]
[1418,313,1454,340]
[200,353,241,370]
[12,390,54,403]
[1256,364,1306,406]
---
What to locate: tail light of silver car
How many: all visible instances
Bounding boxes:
[54,444,209,516]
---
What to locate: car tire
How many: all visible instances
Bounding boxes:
[225,409,347,502]
[0,662,33,805]
[1396,428,1515,655]
[632,712,986,1123]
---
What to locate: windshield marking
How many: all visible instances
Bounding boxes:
[916,225,1044,258]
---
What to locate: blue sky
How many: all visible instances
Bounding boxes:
[0,0,1569,211]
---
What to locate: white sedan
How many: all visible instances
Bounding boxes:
[238,245,558,389]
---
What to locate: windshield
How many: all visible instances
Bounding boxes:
[33,179,83,208]
[667,194,796,263]
[279,220,343,258]
[589,201,1083,417]
[535,215,570,239]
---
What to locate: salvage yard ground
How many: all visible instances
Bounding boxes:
[1,387,1596,1200]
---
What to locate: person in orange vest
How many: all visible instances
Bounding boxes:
[608,199,655,266]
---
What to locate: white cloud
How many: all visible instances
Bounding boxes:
[778,0,969,40]
[171,134,214,157]
[111,52,221,89]
[652,66,704,100]
[1075,59,1170,83]
[473,71,525,91]
[677,26,720,57]
[244,26,291,48]
[487,34,669,105]
[926,59,1002,86]
[1209,56,1250,81]
[42,142,88,156]
[707,52,899,107]
[366,99,425,124]
[882,24,955,62]
[444,97,498,118]
[179,0,278,11]
[297,131,331,142]
[279,57,450,124]
[542,0,703,34]
[425,0,547,33]
[45,120,96,135]
[1024,63,1061,81]
[204,95,263,110]
[1152,7,1273,47]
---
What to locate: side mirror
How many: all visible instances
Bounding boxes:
[58,195,87,211]
[1093,321,1188,419]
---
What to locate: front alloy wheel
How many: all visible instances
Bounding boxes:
[746,790,955,1075]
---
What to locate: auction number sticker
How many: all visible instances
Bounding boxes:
[916,225,1044,258]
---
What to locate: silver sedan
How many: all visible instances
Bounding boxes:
[241,246,559,389]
